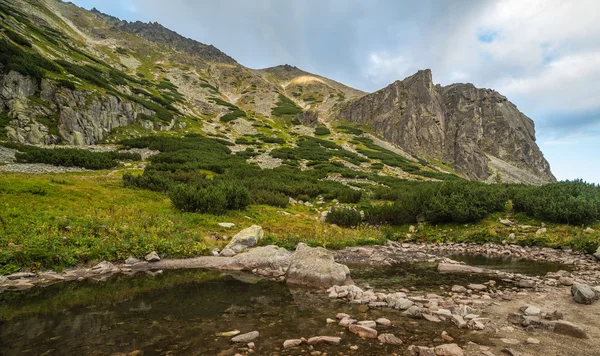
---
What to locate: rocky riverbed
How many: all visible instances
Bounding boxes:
[1,229,600,355]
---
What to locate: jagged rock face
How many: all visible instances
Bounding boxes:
[0,71,153,145]
[336,70,555,183]
[117,21,236,64]
[293,110,318,127]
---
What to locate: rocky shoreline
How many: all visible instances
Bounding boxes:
[2,229,600,356]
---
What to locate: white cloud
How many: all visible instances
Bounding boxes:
[364,52,413,83]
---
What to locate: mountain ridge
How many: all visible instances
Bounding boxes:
[0,0,554,184]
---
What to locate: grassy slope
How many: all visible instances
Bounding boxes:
[0,169,598,274]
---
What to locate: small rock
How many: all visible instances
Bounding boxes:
[559,277,574,286]
[526,338,540,344]
[348,324,377,339]
[403,305,422,319]
[434,343,464,356]
[339,318,357,327]
[441,331,454,342]
[377,333,403,345]
[467,283,487,291]
[376,318,392,326]
[326,318,336,324]
[283,339,302,349]
[247,342,255,350]
[306,336,341,345]
[218,222,236,228]
[336,312,351,320]
[220,248,236,257]
[211,248,220,256]
[125,257,140,265]
[520,306,541,316]
[357,320,377,328]
[144,251,160,262]
[500,338,520,345]
[216,330,241,337]
[501,349,520,356]
[499,219,514,226]
[536,227,547,235]
[450,314,466,329]
[231,331,259,343]
[451,285,467,293]
[516,279,535,288]
[6,272,35,280]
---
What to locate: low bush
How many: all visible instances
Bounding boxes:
[314,126,331,135]
[0,39,61,80]
[512,180,600,225]
[271,94,302,117]
[326,207,362,227]
[169,181,249,215]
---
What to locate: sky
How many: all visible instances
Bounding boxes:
[70,0,600,183]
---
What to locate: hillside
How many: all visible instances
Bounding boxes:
[0,0,555,183]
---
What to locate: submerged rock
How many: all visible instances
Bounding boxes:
[231,331,259,343]
[283,339,302,348]
[285,243,352,289]
[377,333,403,345]
[224,225,264,253]
[307,336,341,345]
[349,324,377,338]
[437,263,488,274]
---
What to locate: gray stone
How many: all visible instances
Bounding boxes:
[499,219,514,226]
[220,248,236,257]
[226,245,291,276]
[450,314,466,329]
[571,284,598,304]
[594,246,600,261]
[125,257,140,265]
[377,333,403,345]
[516,279,535,288]
[403,305,422,319]
[408,345,436,356]
[467,283,487,291]
[536,228,547,235]
[6,272,34,280]
[526,338,540,344]
[231,331,259,343]
[388,296,414,310]
[218,222,236,228]
[145,251,160,262]
[553,320,588,339]
[520,305,541,316]
[334,69,555,184]
[224,225,264,253]
[285,243,352,289]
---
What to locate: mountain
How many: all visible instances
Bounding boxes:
[0,0,554,184]
[335,70,556,184]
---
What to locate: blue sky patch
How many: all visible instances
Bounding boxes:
[477,29,498,43]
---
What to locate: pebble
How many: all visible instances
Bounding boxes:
[231,331,259,343]
[283,339,302,348]
[526,337,540,344]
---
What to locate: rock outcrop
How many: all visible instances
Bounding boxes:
[0,71,154,145]
[285,243,353,289]
[335,69,555,184]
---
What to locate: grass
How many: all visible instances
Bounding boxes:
[0,171,382,273]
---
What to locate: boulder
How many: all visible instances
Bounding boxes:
[349,324,377,338]
[403,305,422,319]
[377,333,403,345]
[227,245,291,276]
[571,284,598,304]
[594,246,600,261]
[553,321,589,339]
[231,331,259,343]
[224,225,264,253]
[144,251,160,262]
[285,243,352,289]
[434,343,464,356]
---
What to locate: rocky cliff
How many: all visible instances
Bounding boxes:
[335,70,555,184]
[0,71,154,145]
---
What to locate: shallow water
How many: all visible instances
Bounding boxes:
[448,254,573,276]
[350,262,502,292]
[0,269,483,356]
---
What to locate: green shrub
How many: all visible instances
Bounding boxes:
[0,39,61,80]
[512,180,600,225]
[169,182,249,214]
[326,207,362,227]
[4,28,32,47]
[314,126,331,135]
[271,94,302,117]
[2,143,120,170]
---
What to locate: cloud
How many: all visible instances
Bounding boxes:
[364,52,413,83]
